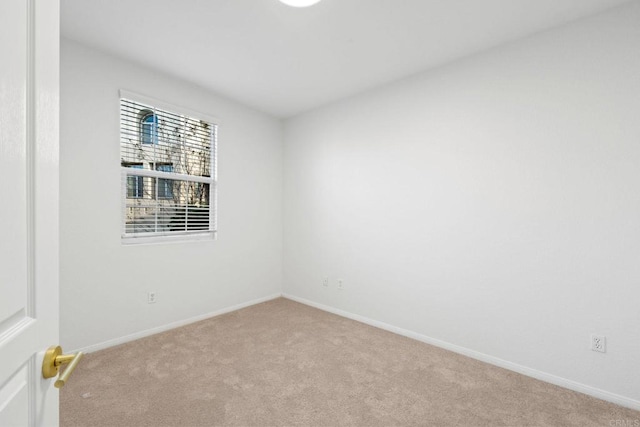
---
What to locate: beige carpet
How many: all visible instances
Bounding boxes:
[61,298,639,426]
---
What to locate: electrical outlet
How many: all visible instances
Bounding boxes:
[591,334,606,353]
[147,292,157,304]
[322,278,329,288]
[337,279,344,290]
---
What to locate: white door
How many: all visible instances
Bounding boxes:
[0,0,61,426]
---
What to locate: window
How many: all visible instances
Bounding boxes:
[120,96,217,242]
[123,162,144,198]
[156,163,173,199]
[140,111,158,144]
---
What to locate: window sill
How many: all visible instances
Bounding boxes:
[121,232,216,246]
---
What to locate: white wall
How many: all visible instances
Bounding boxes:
[283,2,640,404]
[60,40,283,351]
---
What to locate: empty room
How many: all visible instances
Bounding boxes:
[1,0,639,426]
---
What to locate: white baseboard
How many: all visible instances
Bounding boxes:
[282,293,640,412]
[71,293,282,354]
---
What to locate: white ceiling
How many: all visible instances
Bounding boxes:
[61,0,632,118]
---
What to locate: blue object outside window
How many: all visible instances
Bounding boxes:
[140,112,158,144]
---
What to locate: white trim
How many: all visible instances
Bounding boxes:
[282,293,640,412]
[119,89,220,126]
[121,167,216,184]
[31,0,60,422]
[70,293,282,354]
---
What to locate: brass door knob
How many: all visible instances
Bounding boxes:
[42,346,84,388]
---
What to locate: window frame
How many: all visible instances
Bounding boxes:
[119,90,219,245]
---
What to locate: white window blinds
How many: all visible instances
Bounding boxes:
[120,97,217,241]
